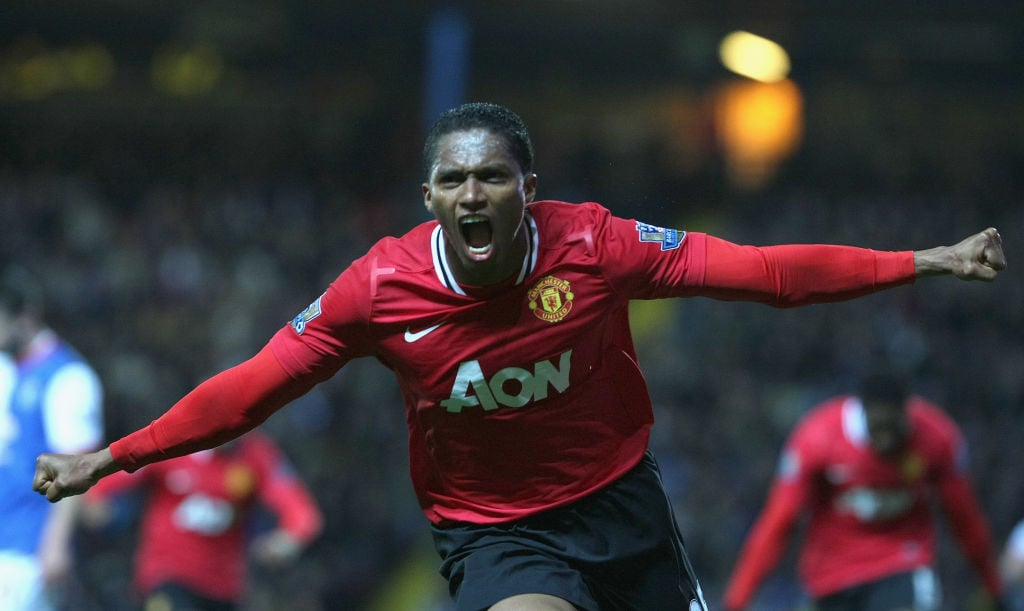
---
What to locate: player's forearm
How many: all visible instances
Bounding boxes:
[701,236,915,307]
[110,372,256,471]
[724,485,805,609]
[278,488,324,544]
[941,481,1005,596]
[724,527,789,609]
[956,520,1004,596]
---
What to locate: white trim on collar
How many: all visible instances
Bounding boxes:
[431,212,538,296]
[842,397,868,447]
[515,212,539,285]
[431,224,464,295]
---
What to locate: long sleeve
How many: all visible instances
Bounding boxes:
[700,235,916,307]
[109,344,317,472]
[254,439,323,545]
[724,468,808,609]
[937,468,1004,596]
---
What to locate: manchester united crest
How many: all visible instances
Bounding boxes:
[224,463,256,499]
[901,452,925,482]
[528,275,574,323]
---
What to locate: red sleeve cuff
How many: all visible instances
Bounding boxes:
[109,427,162,473]
[877,250,917,286]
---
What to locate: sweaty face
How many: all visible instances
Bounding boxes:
[423,128,536,287]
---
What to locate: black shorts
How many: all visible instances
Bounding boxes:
[431,451,707,611]
[815,568,940,611]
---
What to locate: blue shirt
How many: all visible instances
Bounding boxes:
[0,331,103,555]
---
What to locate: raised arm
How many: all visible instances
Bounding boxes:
[33,344,317,503]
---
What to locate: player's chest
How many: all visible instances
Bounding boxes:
[376,271,619,393]
[159,458,259,504]
[821,445,932,491]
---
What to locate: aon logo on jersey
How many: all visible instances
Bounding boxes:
[836,486,914,522]
[442,350,572,413]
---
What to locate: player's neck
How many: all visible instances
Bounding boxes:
[448,222,528,288]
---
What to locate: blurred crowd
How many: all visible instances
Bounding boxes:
[2,68,1022,609]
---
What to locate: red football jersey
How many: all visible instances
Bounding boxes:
[269,200,913,524]
[111,199,914,526]
[88,432,321,601]
[725,395,1001,605]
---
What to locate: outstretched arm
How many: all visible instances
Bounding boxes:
[697,227,1005,307]
[33,344,316,502]
[723,476,806,610]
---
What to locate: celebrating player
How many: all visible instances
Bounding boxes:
[33,102,1006,611]
[723,368,1005,610]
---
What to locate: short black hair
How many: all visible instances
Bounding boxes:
[422,102,535,180]
[859,367,910,407]
[0,265,44,317]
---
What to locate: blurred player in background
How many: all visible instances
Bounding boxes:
[724,367,1005,610]
[1001,518,1024,611]
[33,102,1007,611]
[0,265,104,611]
[81,429,322,611]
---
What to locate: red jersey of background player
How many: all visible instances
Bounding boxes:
[724,395,1002,606]
[86,431,322,602]
[268,199,914,525]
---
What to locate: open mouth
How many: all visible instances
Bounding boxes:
[460,216,493,254]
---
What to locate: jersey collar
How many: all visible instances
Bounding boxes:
[431,212,538,296]
[842,397,869,447]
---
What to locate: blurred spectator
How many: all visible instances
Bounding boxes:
[81,430,322,611]
[0,265,104,611]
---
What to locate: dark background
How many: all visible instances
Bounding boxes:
[2,2,1022,609]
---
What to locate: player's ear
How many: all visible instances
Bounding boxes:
[524,173,537,203]
[422,183,433,214]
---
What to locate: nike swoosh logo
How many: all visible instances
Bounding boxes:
[404,323,443,343]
